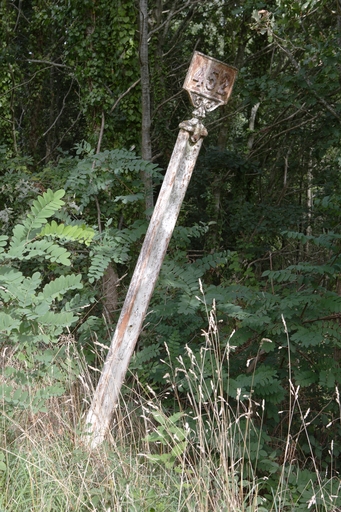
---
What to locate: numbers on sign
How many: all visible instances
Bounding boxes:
[217,72,229,96]
[192,67,205,89]
[206,70,219,91]
[190,64,232,98]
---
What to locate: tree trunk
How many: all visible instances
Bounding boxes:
[305,153,313,257]
[139,0,154,213]
[247,102,260,151]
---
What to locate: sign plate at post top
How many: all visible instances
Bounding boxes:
[183,51,237,107]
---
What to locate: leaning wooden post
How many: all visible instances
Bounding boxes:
[83,52,237,449]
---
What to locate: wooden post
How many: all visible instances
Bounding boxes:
[83,52,237,449]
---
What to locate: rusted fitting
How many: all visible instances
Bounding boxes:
[179,117,208,143]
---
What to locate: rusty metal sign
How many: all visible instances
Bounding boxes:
[183,51,237,115]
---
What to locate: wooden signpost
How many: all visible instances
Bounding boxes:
[84,52,237,449]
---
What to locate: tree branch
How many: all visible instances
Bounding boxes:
[37,109,83,165]
[0,65,52,100]
[148,0,201,37]
[96,112,105,155]
[303,313,341,324]
[27,59,71,69]
[41,79,74,137]
[109,78,141,114]
[250,113,320,159]
[273,37,341,123]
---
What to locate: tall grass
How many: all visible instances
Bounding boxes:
[0,300,340,511]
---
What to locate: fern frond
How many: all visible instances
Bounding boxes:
[39,274,83,302]
[0,265,25,285]
[10,189,65,247]
[88,226,140,283]
[130,343,162,369]
[7,239,71,266]
[0,235,8,257]
[0,270,42,309]
[0,311,21,333]
[88,252,112,283]
[39,220,95,246]
[39,310,77,327]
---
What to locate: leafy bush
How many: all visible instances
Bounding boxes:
[130,227,341,477]
[0,189,94,413]
[65,143,162,223]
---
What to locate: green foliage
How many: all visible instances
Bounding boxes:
[1,0,341,500]
[144,410,188,469]
[0,189,93,413]
[265,467,341,512]
[130,342,162,372]
[65,145,161,221]
[88,220,147,283]
[0,147,37,233]
[1,188,75,261]
[57,146,162,292]
[130,226,341,477]
[39,220,94,246]
[63,0,140,148]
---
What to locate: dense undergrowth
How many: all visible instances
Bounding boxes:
[1,1,341,508]
[1,147,341,510]
[0,305,340,511]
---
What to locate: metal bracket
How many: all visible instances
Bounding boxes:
[179,117,208,143]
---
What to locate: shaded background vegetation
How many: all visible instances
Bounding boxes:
[1,0,341,506]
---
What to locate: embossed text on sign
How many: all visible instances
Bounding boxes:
[183,51,237,106]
